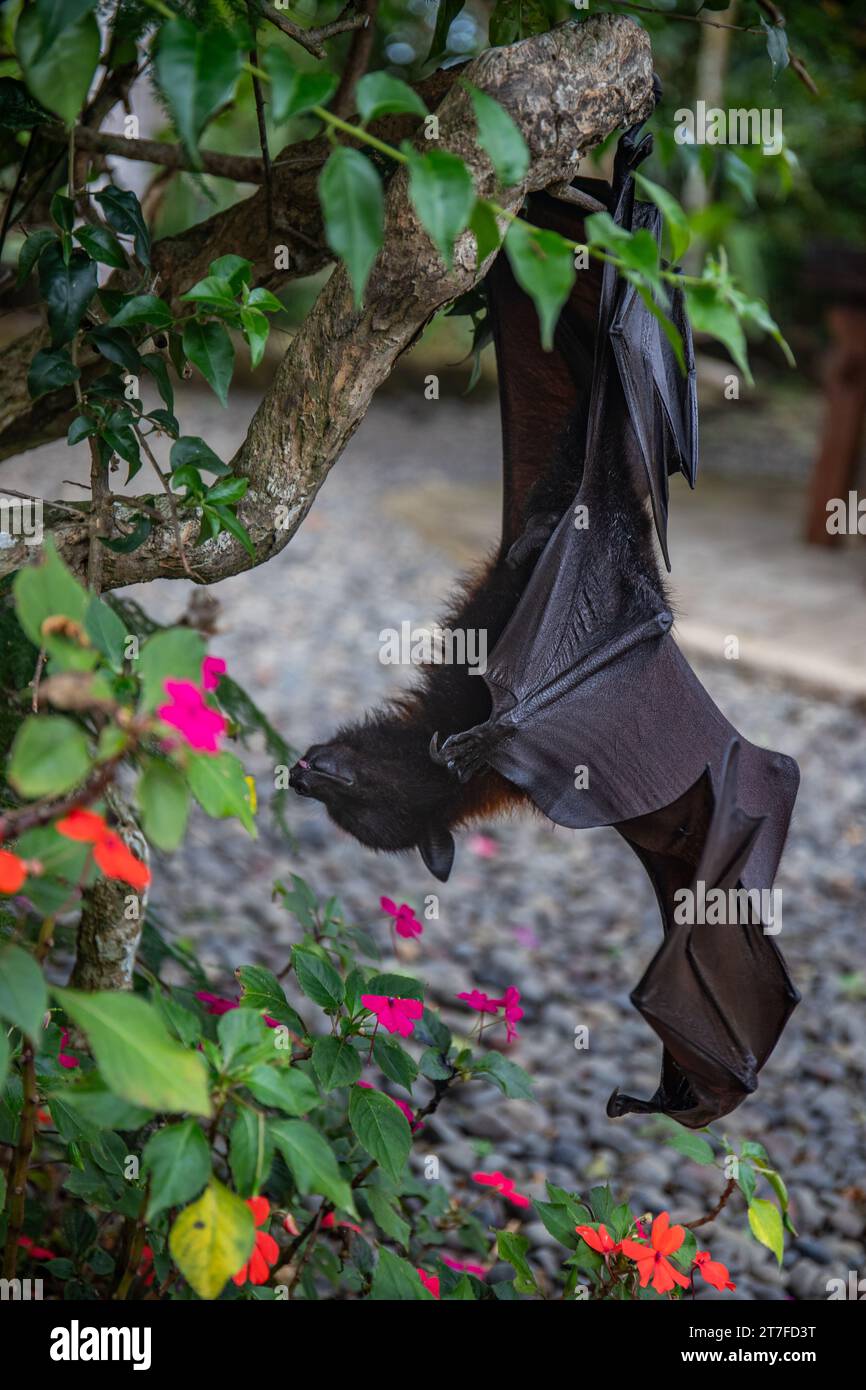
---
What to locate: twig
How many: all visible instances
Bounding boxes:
[248,9,273,232]
[686,1176,737,1230]
[113,1182,150,1299]
[333,0,379,119]
[0,755,123,844]
[134,425,201,581]
[258,0,368,62]
[42,125,266,183]
[1,1043,38,1280]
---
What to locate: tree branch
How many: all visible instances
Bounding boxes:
[41,124,268,183]
[0,16,654,591]
[258,0,369,62]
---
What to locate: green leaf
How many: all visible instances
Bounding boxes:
[348,1083,411,1182]
[138,760,190,851]
[180,276,237,312]
[85,593,128,668]
[665,1131,716,1165]
[137,627,207,711]
[633,171,691,264]
[27,347,80,400]
[312,1037,362,1090]
[154,19,242,163]
[94,186,151,267]
[685,283,752,384]
[469,198,501,265]
[0,944,47,1039]
[364,973,425,1002]
[428,0,466,62]
[496,1230,536,1293]
[737,1159,758,1205]
[187,751,256,835]
[247,286,283,313]
[38,242,97,346]
[504,218,575,350]
[465,83,529,187]
[318,147,384,308]
[87,326,141,375]
[0,75,52,131]
[169,435,229,477]
[356,72,428,123]
[205,476,248,506]
[245,1063,320,1116]
[16,5,100,126]
[372,1035,418,1092]
[17,228,57,286]
[182,320,234,406]
[236,965,306,1035]
[140,352,175,412]
[263,49,337,123]
[471,1051,533,1099]
[169,1180,254,1300]
[49,1074,152,1131]
[109,294,172,330]
[208,503,255,558]
[488,0,548,46]
[406,146,475,270]
[761,16,789,81]
[8,715,90,797]
[371,1247,433,1299]
[73,224,128,269]
[54,987,212,1116]
[0,1031,8,1094]
[747,1196,785,1265]
[210,255,253,292]
[230,1108,272,1197]
[270,1118,355,1214]
[292,946,343,1011]
[143,1119,211,1220]
[240,308,269,370]
[367,1185,411,1248]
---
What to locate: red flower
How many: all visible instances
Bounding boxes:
[93,832,150,890]
[201,656,226,692]
[695,1249,736,1292]
[417,1268,440,1299]
[443,1256,487,1279]
[138,1244,155,1288]
[471,1170,531,1209]
[575,1223,621,1256]
[232,1196,279,1287]
[360,994,423,1038]
[18,1235,55,1260]
[321,1212,362,1235]
[58,1027,79,1070]
[621,1211,691,1295]
[456,989,499,1014]
[0,849,27,894]
[57,810,150,890]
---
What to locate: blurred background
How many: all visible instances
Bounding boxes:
[1,0,865,1299]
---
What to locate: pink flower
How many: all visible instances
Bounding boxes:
[321,1212,362,1235]
[492,985,524,1043]
[417,1268,440,1299]
[201,656,227,691]
[472,1170,532,1209]
[456,989,500,1014]
[157,679,227,753]
[361,994,423,1038]
[443,1256,487,1279]
[380,895,423,939]
[58,1027,79,1070]
[195,991,278,1028]
[468,834,499,859]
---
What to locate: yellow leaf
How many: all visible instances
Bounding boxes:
[169,1180,254,1299]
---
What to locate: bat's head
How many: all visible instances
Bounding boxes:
[289,718,456,882]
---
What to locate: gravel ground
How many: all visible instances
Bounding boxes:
[11,380,862,1299]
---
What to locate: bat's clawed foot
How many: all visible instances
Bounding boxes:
[505,511,560,570]
[429,727,492,783]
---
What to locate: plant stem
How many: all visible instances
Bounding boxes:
[686,1176,738,1230]
[1,1041,38,1280]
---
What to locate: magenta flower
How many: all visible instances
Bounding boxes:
[195,991,278,1028]
[492,986,524,1043]
[58,1027,79,1070]
[158,680,227,753]
[456,990,500,1015]
[201,656,227,691]
[472,1170,532,1209]
[380,895,423,939]
[443,1256,487,1279]
[361,994,423,1038]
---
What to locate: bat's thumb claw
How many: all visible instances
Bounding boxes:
[429,731,443,763]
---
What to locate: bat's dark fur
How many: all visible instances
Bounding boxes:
[290,395,672,879]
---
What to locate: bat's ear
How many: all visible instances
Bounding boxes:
[417,823,455,882]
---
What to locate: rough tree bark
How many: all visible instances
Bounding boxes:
[0,16,654,592]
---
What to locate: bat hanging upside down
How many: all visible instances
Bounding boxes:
[290,123,800,1129]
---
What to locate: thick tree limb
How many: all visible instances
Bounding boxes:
[0,16,654,588]
[41,124,268,183]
